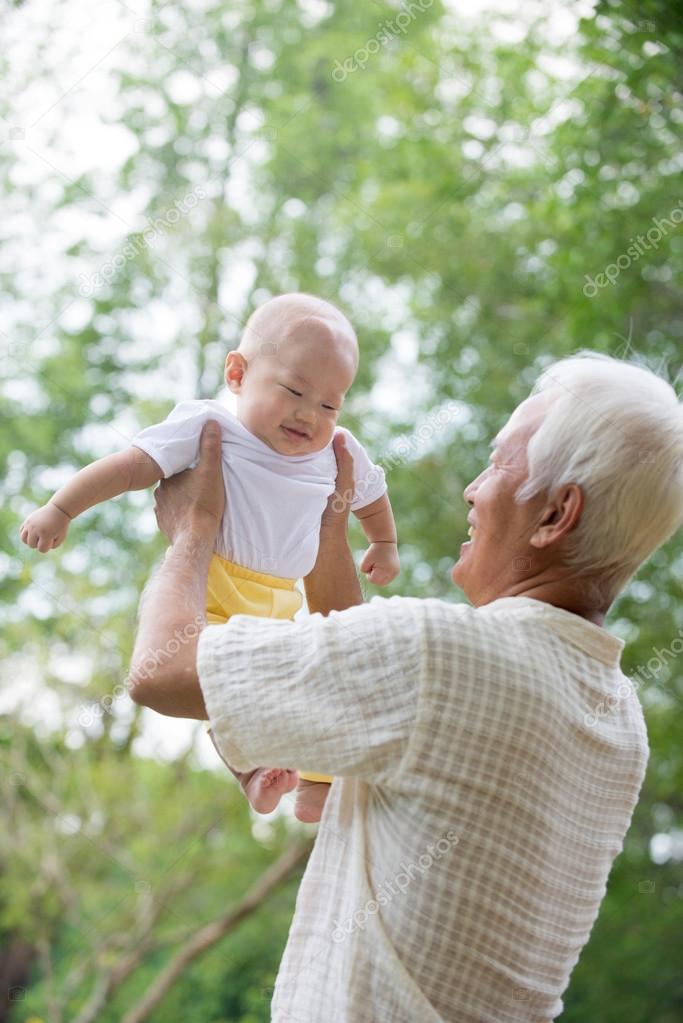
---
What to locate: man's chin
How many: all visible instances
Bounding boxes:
[452,546,477,599]
[451,556,466,589]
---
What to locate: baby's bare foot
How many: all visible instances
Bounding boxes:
[294,779,331,823]
[242,767,299,814]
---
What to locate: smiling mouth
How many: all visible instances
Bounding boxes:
[281,426,310,440]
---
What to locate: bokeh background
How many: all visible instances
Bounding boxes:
[2,0,682,1020]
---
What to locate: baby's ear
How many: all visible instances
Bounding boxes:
[224,351,245,391]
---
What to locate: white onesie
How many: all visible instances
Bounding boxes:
[131,399,387,579]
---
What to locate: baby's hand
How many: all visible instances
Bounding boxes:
[20,502,71,553]
[360,541,400,586]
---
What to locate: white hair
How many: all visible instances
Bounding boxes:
[515,351,683,600]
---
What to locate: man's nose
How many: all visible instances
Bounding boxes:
[463,466,487,505]
[463,479,477,506]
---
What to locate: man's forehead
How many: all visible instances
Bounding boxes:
[493,394,551,450]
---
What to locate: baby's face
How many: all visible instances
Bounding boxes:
[226,334,357,455]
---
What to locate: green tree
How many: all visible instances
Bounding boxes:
[2,1,681,1019]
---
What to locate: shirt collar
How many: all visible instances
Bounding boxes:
[480,595,625,665]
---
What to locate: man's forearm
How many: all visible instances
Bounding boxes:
[129,529,212,718]
[304,525,364,615]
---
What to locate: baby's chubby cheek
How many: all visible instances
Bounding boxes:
[240,398,279,434]
[319,421,338,447]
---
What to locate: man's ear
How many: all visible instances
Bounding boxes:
[530,483,583,549]
[224,351,246,392]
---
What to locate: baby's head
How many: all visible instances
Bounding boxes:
[224,293,359,455]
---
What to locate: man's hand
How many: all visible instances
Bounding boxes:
[320,431,356,533]
[153,420,225,543]
[304,430,364,615]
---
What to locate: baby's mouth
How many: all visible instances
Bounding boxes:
[281,425,310,441]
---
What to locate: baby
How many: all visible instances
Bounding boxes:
[20,293,400,824]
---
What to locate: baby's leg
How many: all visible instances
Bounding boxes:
[239,766,300,814]
[207,729,298,813]
[294,779,331,823]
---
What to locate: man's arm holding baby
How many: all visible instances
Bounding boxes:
[128,423,224,718]
[304,432,365,615]
[128,424,415,789]
[20,447,163,553]
[128,426,364,717]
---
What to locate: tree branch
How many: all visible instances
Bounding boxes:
[120,837,314,1023]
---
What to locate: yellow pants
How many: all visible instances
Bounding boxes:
[206,553,332,784]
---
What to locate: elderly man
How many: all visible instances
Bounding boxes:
[130,352,682,1022]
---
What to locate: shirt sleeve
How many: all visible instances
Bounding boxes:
[336,427,388,511]
[131,400,212,479]
[196,595,421,785]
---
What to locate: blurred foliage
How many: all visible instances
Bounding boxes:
[1,0,682,1020]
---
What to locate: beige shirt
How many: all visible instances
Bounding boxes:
[197,594,649,1023]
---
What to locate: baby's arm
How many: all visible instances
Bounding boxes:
[20,448,163,553]
[354,493,400,586]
